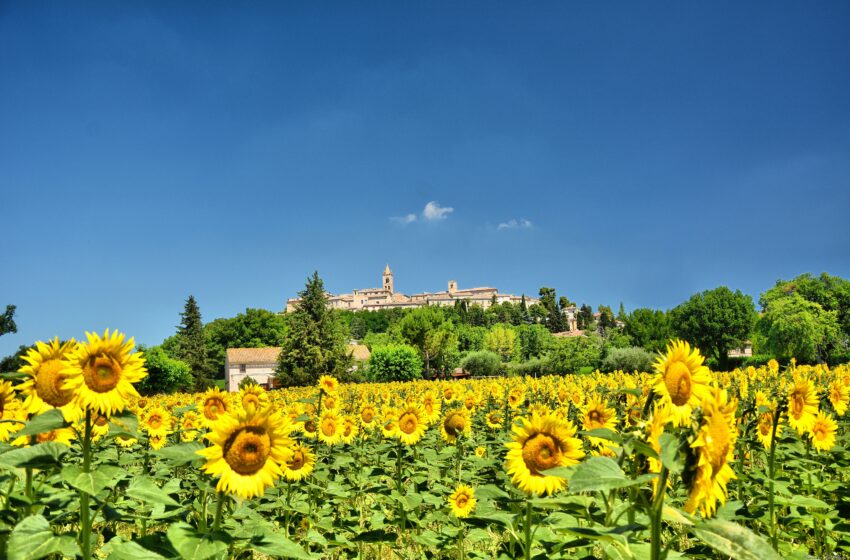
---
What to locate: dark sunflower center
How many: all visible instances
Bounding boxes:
[35,359,74,407]
[444,414,465,436]
[204,398,226,420]
[83,357,122,393]
[289,450,305,470]
[522,433,562,474]
[321,419,336,437]
[665,361,692,406]
[223,427,270,475]
[399,413,418,434]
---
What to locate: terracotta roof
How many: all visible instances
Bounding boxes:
[226,347,281,364]
[349,344,371,361]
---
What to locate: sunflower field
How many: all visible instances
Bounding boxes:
[1,330,849,560]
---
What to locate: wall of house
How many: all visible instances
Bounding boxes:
[225,363,277,392]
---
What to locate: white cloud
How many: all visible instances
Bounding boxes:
[422,201,454,221]
[392,201,454,224]
[497,218,533,231]
[391,213,418,224]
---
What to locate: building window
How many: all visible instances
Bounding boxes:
[239,364,246,373]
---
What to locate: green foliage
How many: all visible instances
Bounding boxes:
[548,335,602,374]
[484,324,517,361]
[0,343,31,373]
[367,344,423,382]
[137,346,193,395]
[577,304,594,331]
[757,292,840,363]
[597,305,616,334]
[0,304,16,337]
[238,376,259,389]
[459,350,503,377]
[275,272,352,387]
[204,308,287,377]
[760,272,850,337]
[456,324,487,353]
[624,308,672,353]
[505,357,548,377]
[539,287,565,333]
[600,346,654,373]
[398,307,459,375]
[670,286,756,368]
[362,331,397,351]
[516,324,553,360]
[174,295,209,390]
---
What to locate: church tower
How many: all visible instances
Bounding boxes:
[382,263,394,294]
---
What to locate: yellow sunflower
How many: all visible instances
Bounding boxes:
[0,381,25,442]
[447,484,477,518]
[505,413,585,495]
[91,412,111,440]
[198,405,294,500]
[238,384,269,413]
[359,404,378,430]
[808,410,837,452]
[148,432,168,450]
[340,416,359,445]
[755,410,782,450]
[318,375,339,395]
[317,411,342,446]
[684,388,738,518]
[652,340,711,427]
[646,404,670,496]
[474,446,486,458]
[485,411,503,430]
[141,406,173,438]
[17,338,82,421]
[179,410,202,442]
[116,434,137,448]
[13,425,76,447]
[380,408,399,439]
[283,442,316,481]
[396,405,428,446]
[787,377,819,435]
[62,330,147,416]
[200,387,230,427]
[440,408,470,444]
[581,396,618,446]
[827,380,848,416]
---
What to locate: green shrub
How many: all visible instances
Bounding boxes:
[367,344,423,382]
[460,350,503,377]
[601,346,653,373]
[506,357,548,377]
[548,336,601,374]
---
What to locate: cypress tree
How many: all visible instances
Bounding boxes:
[176,295,209,390]
[276,272,353,387]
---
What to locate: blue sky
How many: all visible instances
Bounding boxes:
[1,1,849,355]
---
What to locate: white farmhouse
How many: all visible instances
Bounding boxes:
[225,347,280,392]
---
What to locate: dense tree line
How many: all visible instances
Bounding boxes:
[4,271,847,391]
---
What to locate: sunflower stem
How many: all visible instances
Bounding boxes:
[80,409,93,560]
[767,404,782,551]
[523,499,533,560]
[213,491,226,532]
[24,465,33,516]
[650,464,669,560]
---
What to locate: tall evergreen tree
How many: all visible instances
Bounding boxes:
[276,272,353,387]
[0,305,17,337]
[539,287,565,333]
[176,295,209,390]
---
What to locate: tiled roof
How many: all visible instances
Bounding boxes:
[226,347,281,364]
[349,344,371,361]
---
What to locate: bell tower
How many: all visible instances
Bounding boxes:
[382,263,394,294]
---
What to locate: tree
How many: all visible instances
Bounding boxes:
[460,351,502,377]
[137,346,193,395]
[485,325,518,362]
[1,344,31,373]
[597,305,616,335]
[0,305,17,337]
[539,287,565,333]
[577,304,594,331]
[175,295,209,390]
[624,308,672,354]
[517,324,553,361]
[617,302,627,323]
[601,347,654,373]
[669,287,756,369]
[367,344,423,382]
[757,292,840,364]
[204,308,287,378]
[276,272,353,387]
[547,335,602,374]
[456,324,486,353]
[349,315,367,340]
[398,307,447,374]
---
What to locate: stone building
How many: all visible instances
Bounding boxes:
[285,264,538,313]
